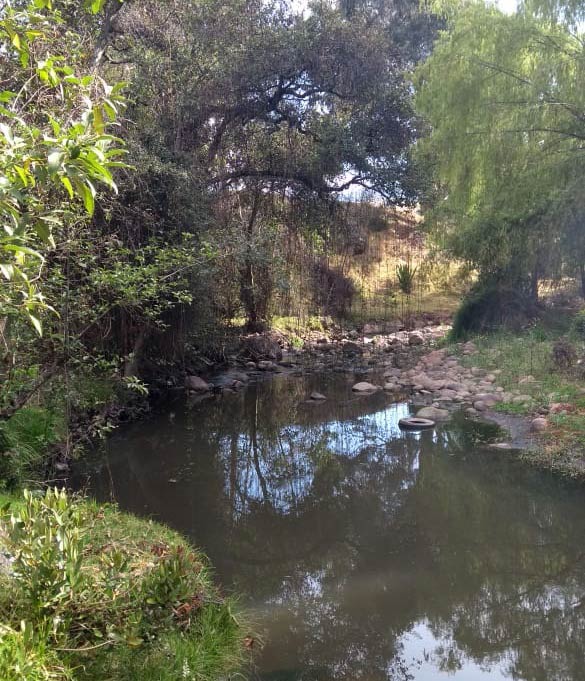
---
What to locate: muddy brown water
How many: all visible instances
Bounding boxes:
[72,372,585,681]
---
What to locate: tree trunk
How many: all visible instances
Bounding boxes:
[239,192,267,332]
[529,263,540,304]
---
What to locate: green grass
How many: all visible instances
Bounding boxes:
[0,490,252,681]
[451,322,585,477]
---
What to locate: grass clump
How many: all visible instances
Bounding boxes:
[0,489,251,681]
[0,408,64,490]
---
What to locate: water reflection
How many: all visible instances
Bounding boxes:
[73,373,585,681]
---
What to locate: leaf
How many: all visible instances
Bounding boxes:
[93,106,105,134]
[34,221,55,247]
[27,313,43,337]
[61,176,74,199]
[80,183,95,215]
[0,264,14,280]
[48,150,62,172]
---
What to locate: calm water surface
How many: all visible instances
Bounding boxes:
[73,373,585,681]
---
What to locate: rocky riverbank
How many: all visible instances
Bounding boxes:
[183,324,561,465]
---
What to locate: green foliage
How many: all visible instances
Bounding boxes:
[0,408,63,488]
[0,489,249,680]
[0,623,71,681]
[415,1,585,291]
[450,284,533,339]
[396,262,418,295]
[0,0,126,332]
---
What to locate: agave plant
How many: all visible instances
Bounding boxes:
[396,262,418,295]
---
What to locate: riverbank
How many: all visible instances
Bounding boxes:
[452,329,585,478]
[0,489,253,681]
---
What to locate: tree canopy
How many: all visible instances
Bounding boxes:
[415,0,585,297]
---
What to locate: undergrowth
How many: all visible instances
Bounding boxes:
[0,489,251,681]
[454,317,585,477]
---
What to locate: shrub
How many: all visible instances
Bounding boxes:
[0,490,249,681]
[0,409,63,489]
[396,262,417,295]
[451,283,538,340]
[552,338,577,370]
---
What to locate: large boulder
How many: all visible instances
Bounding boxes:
[531,417,548,432]
[241,333,283,361]
[416,406,450,420]
[257,360,277,371]
[185,375,211,392]
[352,381,379,393]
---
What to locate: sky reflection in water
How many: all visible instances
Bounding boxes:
[74,373,585,681]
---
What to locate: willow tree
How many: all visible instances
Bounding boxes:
[414,0,585,307]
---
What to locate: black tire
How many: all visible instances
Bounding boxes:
[398,417,435,430]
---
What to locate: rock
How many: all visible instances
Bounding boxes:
[310,392,327,401]
[352,381,379,393]
[408,332,424,346]
[185,375,211,392]
[384,368,402,378]
[242,333,283,361]
[363,323,382,335]
[512,394,533,404]
[465,407,477,416]
[383,382,400,391]
[549,402,574,414]
[475,392,501,404]
[230,371,249,382]
[257,360,276,371]
[531,417,548,433]
[518,375,536,384]
[342,342,364,355]
[416,406,450,420]
[485,373,496,383]
[245,361,257,370]
[471,367,484,377]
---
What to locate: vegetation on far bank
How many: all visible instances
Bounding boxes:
[0,489,251,681]
[450,304,585,477]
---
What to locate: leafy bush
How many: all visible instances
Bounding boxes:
[0,490,249,681]
[451,283,538,340]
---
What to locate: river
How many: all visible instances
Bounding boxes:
[72,372,585,681]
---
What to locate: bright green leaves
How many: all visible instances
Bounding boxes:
[0,1,127,334]
[87,0,109,15]
[414,1,585,282]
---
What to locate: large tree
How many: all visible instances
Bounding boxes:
[414,0,585,301]
[96,0,433,330]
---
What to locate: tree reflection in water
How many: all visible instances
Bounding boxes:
[75,373,585,681]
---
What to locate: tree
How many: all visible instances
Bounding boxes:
[97,0,433,330]
[414,0,585,303]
